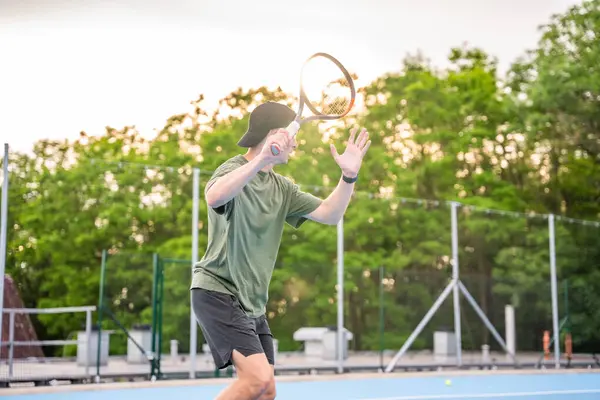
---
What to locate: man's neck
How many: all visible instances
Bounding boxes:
[244,149,273,172]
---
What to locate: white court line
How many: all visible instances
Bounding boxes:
[358,388,600,400]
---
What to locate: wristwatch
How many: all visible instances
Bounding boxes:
[342,174,358,184]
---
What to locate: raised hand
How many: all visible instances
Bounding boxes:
[330,127,371,178]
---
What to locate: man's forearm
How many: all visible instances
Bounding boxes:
[206,156,268,208]
[319,176,355,223]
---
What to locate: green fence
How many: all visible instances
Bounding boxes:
[96,251,195,380]
[555,217,600,363]
[160,258,194,357]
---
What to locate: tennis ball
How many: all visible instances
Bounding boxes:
[445,379,452,386]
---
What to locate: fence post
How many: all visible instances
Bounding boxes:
[451,201,462,366]
[548,214,560,368]
[336,217,344,374]
[8,310,14,379]
[85,308,92,377]
[157,257,165,376]
[190,168,200,379]
[151,253,159,378]
[378,266,385,370]
[96,249,107,382]
[0,143,10,349]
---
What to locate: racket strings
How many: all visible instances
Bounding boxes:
[320,77,352,115]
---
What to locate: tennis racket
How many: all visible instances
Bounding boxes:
[270,52,356,156]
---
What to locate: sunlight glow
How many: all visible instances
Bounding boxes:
[301,56,353,116]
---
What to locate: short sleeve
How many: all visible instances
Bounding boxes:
[285,181,323,229]
[205,157,243,216]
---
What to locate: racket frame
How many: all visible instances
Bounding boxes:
[271,52,356,156]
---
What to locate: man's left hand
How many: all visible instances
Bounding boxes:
[330,127,371,178]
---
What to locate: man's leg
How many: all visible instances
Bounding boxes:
[216,318,277,400]
[256,319,276,400]
[192,288,272,400]
[257,366,276,400]
[215,351,273,400]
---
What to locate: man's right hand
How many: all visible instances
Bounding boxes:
[259,129,296,165]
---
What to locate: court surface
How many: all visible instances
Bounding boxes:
[4,370,600,400]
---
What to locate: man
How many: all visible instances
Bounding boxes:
[191,101,371,400]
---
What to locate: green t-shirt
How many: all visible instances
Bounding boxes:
[191,155,323,318]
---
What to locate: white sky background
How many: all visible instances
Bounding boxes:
[0,0,580,153]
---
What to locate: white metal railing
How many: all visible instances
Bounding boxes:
[0,306,96,380]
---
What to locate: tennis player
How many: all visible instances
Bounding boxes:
[191,102,371,400]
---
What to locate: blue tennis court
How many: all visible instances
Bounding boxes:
[5,370,600,400]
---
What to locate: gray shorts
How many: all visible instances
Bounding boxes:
[191,288,274,369]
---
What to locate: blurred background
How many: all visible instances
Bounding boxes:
[0,0,598,386]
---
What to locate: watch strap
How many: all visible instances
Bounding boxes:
[342,174,358,184]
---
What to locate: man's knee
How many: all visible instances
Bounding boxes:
[246,373,271,397]
[232,351,273,397]
[259,378,276,400]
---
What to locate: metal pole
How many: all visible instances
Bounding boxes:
[190,168,200,379]
[563,280,570,333]
[96,249,107,382]
[150,253,161,379]
[451,202,462,366]
[385,280,455,372]
[336,217,344,374]
[0,143,9,350]
[157,258,165,376]
[85,309,92,377]
[548,214,560,368]
[379,266,385,370]
[8,311,14,379]
[505,305,515,362]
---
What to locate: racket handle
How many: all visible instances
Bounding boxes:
[286,120,300,138]
[270,121,300,156]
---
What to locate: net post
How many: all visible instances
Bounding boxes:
[451,201,462,367]
[190,167,200,379]
[0,143,9,349]
[548,214,560,368]
[336,217,344,374]
[96,249,107,382]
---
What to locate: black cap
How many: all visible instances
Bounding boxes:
[237,102,296,147]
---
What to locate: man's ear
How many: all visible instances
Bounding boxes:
[250,136,268,151]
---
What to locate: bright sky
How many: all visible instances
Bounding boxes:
[0,0,580,153]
